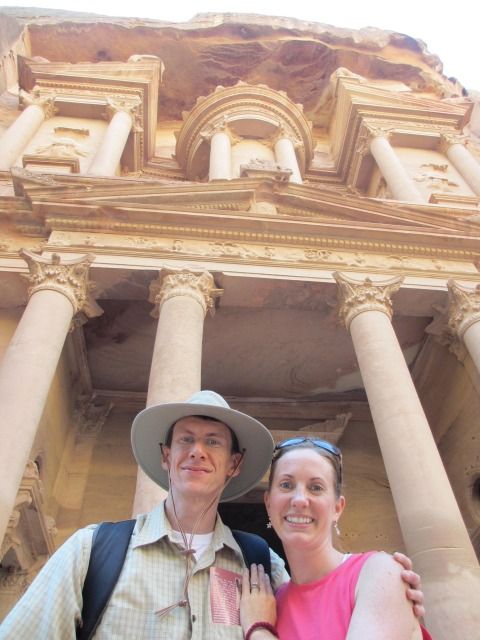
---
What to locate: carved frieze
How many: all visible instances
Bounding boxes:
[149,269,223,318]
[334,272,403,329]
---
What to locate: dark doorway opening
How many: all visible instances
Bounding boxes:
[218,502,288,572]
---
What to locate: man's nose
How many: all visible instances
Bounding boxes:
[189,440,207,457]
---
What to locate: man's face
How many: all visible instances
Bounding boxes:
[161,416,242,500]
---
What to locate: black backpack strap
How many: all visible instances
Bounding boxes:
[232,529,272,579]
[77,519,136,640]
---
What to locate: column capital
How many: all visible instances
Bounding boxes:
[334,272,403,330]
[149,269,223,318]
[19,89,57,119]
[104,97,142,128]
[439,131,467,153]
[447,279,480,338]
[200,116,240,145]
[355,123,393,158]
[73,394,113,438]
[272,124,302,148]
[20,250,103,317]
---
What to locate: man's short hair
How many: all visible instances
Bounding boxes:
[165,415,241,454]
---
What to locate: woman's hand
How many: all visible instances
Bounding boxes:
[393,552,425,618]
[239,564,277,638]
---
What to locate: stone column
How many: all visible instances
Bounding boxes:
[447,279,480,372]
[441,133,480,196]
[202,120,232,181]
[0,251,102,546]
[273,128,302,184]
[88,99,139,176]
[132,269,223,516]
[334,272,480,640]
[0,92,56,171]
[363,124,424,203]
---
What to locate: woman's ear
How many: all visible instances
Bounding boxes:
[335,495,346,520]
[264,489,270,513]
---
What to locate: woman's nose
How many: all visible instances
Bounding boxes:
[291,486,308,506]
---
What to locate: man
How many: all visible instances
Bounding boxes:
[0,391,423,639]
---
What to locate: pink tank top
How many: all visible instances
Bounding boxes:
[275,551,377,640]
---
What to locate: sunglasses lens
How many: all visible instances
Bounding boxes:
[275,437,341,458]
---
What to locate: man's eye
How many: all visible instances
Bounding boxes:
[179,436,194,444]
[206,438,220,446]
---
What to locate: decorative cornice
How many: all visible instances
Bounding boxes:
[334,272,403,330]
[43,216,480,262]
[20,250,103,317]
[447,279,480,338]
[149,269,223,318]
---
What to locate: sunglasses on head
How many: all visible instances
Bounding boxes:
[274,437,342,459]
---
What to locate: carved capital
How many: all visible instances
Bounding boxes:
[19,89,57,119]
[439,132,467,153]
[363,122,394,142]
[334,272,403,330]
[272,124,302,149]
[74,394,113,438]
[200,116,240,144]
[104,97,141,126]
[447,280,480,338]
[149,269,223,318]
[20,250,103,318]
[1,460,56,569]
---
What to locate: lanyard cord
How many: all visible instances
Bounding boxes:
[155,449,245,618]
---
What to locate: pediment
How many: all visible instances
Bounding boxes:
[10,172,480,248]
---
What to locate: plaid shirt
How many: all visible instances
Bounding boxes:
[0,502,288,639]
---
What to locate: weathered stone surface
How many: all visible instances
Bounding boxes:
[1,10,463,122]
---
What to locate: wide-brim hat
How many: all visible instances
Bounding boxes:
[131,390,274,502]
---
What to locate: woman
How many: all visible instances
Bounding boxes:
[240,437,427,640]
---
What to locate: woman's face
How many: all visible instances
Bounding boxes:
[265,448,345,550]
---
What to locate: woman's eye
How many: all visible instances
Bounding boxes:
[279,481,292,490]
[310,484,323,493]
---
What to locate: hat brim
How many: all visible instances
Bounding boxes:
[131,401,274,502]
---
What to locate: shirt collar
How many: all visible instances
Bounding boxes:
[132,500,244,563]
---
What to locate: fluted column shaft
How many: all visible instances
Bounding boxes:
[369,133,423,203]
[0,252,99,545]
[0,95,55,171]
[443,137,480,196]
[274,136,302,183]
[132,270,223,516]
[447,279,480,372]
[88,106,134,176]
[335,272,480,640]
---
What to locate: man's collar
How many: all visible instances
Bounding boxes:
[131,500,244,562]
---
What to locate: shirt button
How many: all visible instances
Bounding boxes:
[192,615,196,623]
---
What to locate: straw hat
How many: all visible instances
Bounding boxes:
[131,390,274,501]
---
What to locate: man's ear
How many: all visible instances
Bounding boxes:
[227,452,243,478]
[161,446,170,471]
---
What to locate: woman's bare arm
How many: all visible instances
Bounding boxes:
[347,552,422,640]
